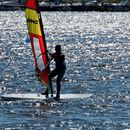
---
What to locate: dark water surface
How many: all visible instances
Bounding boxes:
[0,11,130,130]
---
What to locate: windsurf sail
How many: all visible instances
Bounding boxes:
[25,0,49,87]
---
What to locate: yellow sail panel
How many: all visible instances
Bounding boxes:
[25,8,42,36]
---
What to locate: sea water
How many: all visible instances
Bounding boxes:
[0,11,130,130]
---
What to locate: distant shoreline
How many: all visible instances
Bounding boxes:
[0,4,130,12]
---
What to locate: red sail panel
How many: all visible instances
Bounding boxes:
[25,0,49,87]
[26,0,37,9]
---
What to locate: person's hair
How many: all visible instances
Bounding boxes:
[55,45,61,52]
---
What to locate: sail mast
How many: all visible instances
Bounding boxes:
[25,0,49,87]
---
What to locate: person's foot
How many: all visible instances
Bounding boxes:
[41,91,48,95]
[41,90,48,98]
[53,96,59,100]
[53,94,60,100]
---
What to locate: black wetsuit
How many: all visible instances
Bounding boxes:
[49,52,66,99]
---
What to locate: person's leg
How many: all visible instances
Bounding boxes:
[42,69,57,97]
[56,69,66,99]
[49,69,58,97]
[56,78,61,99]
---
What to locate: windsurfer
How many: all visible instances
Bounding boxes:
[44,45,66,99]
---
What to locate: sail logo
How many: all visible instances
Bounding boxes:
[26,9,42,35]
[27,18,38,24]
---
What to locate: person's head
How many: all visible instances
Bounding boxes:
[55,45,61,52]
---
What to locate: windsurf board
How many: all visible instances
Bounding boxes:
[1,93,92,101]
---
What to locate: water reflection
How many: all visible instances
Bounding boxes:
[0,11,130,130]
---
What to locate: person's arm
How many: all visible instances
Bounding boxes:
[47,50,54,61]
[48,51,52,56]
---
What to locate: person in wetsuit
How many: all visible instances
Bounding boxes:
[44,45,66,99]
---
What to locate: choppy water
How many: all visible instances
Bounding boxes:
[0,11,130,130]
